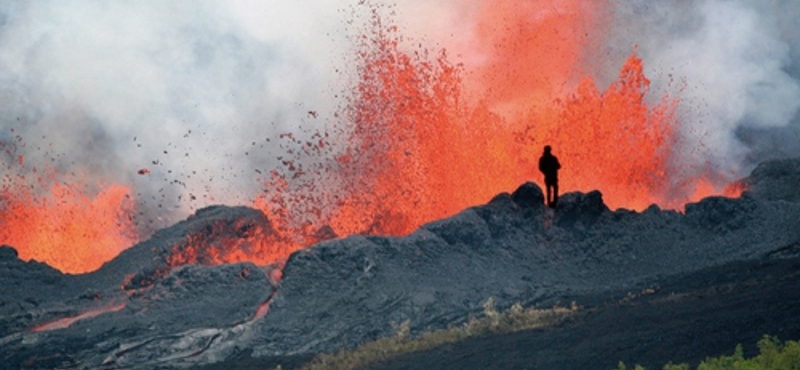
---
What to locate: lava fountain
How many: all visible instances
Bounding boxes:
[260,1,742,242]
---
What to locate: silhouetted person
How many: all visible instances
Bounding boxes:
[538,145,561,208]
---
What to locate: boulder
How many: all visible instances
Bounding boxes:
[511,181,545,209]
[744,157,800,202]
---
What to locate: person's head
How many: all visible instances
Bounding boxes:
[544,145,552,154]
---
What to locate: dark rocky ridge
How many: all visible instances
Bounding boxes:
[1,158,799,369]
[744,158,800,202]
[258,161,800,356]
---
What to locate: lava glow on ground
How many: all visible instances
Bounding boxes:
[0,0,746,274]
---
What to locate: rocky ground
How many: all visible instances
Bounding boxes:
[1,158,799,370]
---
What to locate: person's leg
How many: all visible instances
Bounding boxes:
[546,184,552,206]
[553,183,559,207]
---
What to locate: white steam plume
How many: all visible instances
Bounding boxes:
[607,0,800,180]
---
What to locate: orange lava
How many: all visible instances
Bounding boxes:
[328,16,522,236]
[722,181,748,198]
[165,215,296,269]
[683,177,748,205]
[249,290,277,322]
[466,0,602,111]
[0,178,138,274]
[462,0,743,210]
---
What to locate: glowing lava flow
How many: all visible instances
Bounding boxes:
[32,303,127,332]
[462,0,741,210]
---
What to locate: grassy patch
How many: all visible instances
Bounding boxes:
[294,298,578,370]
[616,336,800,370]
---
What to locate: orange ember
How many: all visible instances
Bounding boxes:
[460,0,683,211]
[467,0,602,110]
[0,181,137,274]
[722,181,748,198]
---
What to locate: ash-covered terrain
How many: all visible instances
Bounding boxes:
[2,158,800,370]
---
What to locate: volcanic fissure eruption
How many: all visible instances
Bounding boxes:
[1,1,747,276]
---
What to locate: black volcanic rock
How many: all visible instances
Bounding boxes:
[254,160,800,357]
[510,181,545,209]
[0,245,71,337]
[0,245,18,259]
[684,195,758,233]
[744,157,800,202]
[555,190,609,229]
[0,245,69,303]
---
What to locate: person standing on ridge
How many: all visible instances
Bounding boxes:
[538,145,561,208]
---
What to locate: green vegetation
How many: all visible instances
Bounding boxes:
[295,298,578,370]
[616,336,800,370]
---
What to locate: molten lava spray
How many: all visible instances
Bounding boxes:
[518,54,678,211]
[259,1,731,242]
[0,131,137,273]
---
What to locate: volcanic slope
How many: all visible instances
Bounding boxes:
[1,158,800,369]
[351,250,800,370]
